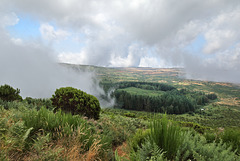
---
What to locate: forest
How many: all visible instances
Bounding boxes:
[112,82,216,114]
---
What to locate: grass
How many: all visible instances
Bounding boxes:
[1,100,240,160]
[1,65,240,160]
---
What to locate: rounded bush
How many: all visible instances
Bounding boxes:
[0,84,22,101]
[51,87,101,120]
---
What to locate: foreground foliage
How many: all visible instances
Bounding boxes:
[0,98,239,160]
[129,115,239,161]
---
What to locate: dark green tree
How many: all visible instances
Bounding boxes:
[0,84,22,101]
[51,87,101,120]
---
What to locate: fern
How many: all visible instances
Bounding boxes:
[23,127,33,141]
[131,138,166,161]
[149,114,183,160]
[176,131,239,161]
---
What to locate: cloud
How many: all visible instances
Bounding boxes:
[109,44,144,67]
[40,23,70,41]
[203,8,240,54]
[2,0,240,83]
[0,14,114,107]
[58,51,88,65]
[0,12,19,27]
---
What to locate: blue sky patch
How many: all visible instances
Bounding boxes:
[185,34,206,54]
[7,15,41,40]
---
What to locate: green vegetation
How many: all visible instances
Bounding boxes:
[51,87,101,120]
[129,115,239,161]
[149,115,183,160]
[117,87,165,97]
[1,97,239,160]
[0,84,22,101]
[1,66,240,160]
[112,82,217,114]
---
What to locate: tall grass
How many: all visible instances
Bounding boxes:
[149,114,183,159]
[21,106,87,137]
[0,103,113,160]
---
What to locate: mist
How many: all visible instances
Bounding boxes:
[0,26,114,107]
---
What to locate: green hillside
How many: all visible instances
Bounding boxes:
[1,65,240,160]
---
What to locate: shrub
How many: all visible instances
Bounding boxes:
[51,87,101,120]
[179,121,209,134]
[0,84,22,101]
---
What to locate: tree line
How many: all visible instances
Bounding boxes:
[113,82,217,114]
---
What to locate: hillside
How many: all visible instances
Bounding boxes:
[62,63,240,113]
[1,64,240,160]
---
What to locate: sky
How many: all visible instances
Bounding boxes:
[1,0,240,93]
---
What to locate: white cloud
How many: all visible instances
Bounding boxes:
[58,51,88,65]
[109,44,145,67]
[2,0,240,83]
[203,29,235,54]
[202,8,240,54]
[139,57,166,68]
[10,38,23,45]
[40,23,70,41]
[0,12,19,27]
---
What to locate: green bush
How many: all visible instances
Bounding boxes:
[179,121,209,134]
[0,84,22,101]
[51,87,101,120]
